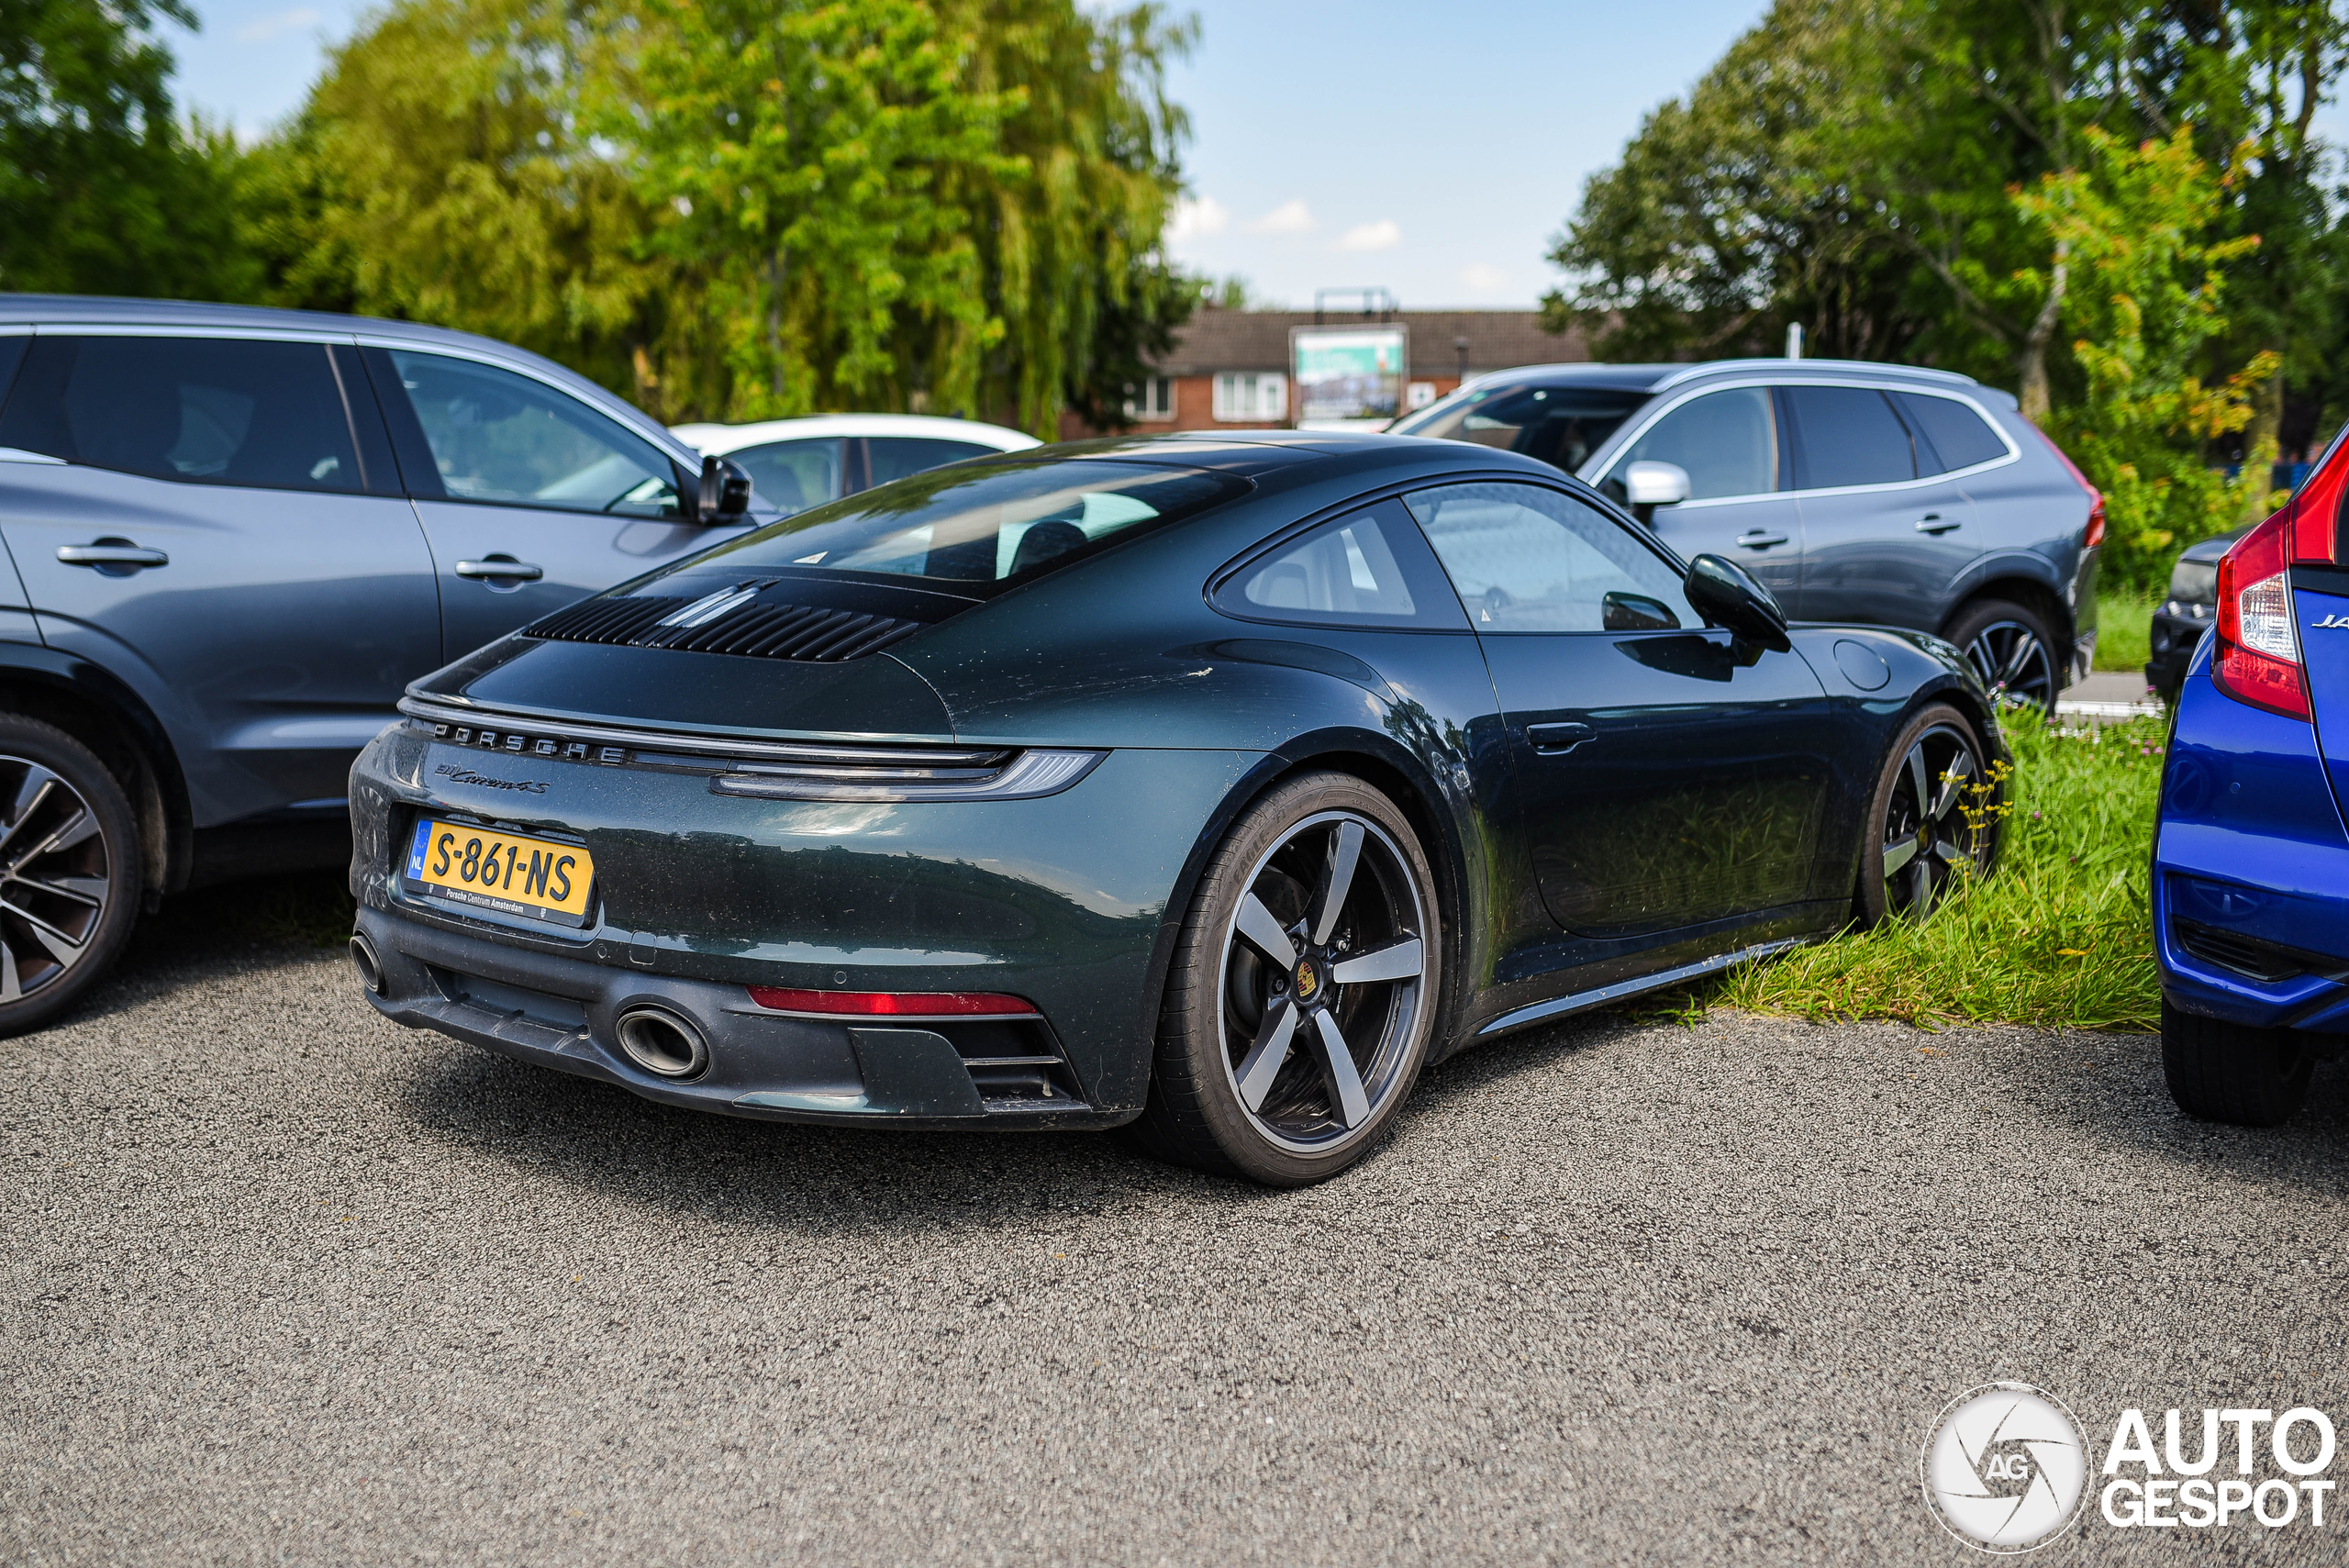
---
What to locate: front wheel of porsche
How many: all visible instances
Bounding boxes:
[1133,773,1442,1186]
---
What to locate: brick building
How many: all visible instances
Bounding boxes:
[1066,307,1590,438]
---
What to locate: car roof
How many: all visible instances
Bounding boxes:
[0,293,696,462]
[673,413,1041,453]
[1461,357,1980,395]
[1002,428,1569,484]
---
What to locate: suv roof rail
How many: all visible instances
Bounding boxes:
[1649,357,1978,393]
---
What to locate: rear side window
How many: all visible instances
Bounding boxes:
[1405,480,1695,633]
[1612,387,1779,499]
[0,337,26,415]
[1787,385,1917,489]
[731,438,844,516]
[1894,392,2009,473]
[0,336,362,493]
[866,437,996,486]
[1213,500,1467,629]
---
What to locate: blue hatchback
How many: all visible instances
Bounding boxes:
[2154,439,2349,1124]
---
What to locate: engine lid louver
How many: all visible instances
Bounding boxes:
[523,591,925,662]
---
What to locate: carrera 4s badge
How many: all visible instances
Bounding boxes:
[433,762,551,794]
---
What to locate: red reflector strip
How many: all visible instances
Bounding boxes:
[746,985,1034,1017]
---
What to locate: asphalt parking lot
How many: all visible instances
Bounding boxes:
[6,879,2346,1566]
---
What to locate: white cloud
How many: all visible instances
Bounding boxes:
[1458,262,1508,293]
[1247,199,1316,236]
[236,6,320,42]
[1337,218,1403,253]
[1169,195,1229,241]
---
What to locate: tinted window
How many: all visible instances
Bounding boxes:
[1894,392,2007,473]
[732,439,843,517]
[385,350,680,517]
[0,336,26,413]
[1612,387,1778,500]
[1389,381,1650,473]
[1404,481,1694,632]
[867,437,996,486]
[1787,386,1916,489]
[0,336,362,492]
[1216,500,1466,629]
[696,458,1245,595]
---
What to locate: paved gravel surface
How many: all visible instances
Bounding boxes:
[6,885,2347,1565]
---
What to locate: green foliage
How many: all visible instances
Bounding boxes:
[0,0,256,299]
[2093,589,2155,673]
[1670,711,2165,1033]
[2018,127,2282,591]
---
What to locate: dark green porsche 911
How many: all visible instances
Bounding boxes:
[348,431,2004,1184]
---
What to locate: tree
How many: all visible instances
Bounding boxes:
[0,0,256,299]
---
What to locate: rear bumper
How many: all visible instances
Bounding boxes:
[355,902,1130,1129]
[2154,650,2349,1034]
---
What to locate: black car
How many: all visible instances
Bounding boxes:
[348,433,2006,1184]
[2145,527,2247,700]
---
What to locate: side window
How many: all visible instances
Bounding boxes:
[1405,481,1695,633]
[1787,385,1917,489]
[1214,499,1468,629]
[0,336,362,493]
[1893,392,2008,473]
[732,439,843,517]
[378,349,681,517]
[1610,387,1778,500]
[866,437,996,488]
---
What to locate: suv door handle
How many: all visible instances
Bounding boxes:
[454,557,545,582]
[1914,514,1962,535]
[1735,530,1788,549]
[1528,721,1596,754]
[57,540,169,570]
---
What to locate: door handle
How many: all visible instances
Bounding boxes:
[454,557,545,583]
[1528,721,1596,754]
[1735,530,1788,550]
[1914,514,1962,535]
[57,540,168,570]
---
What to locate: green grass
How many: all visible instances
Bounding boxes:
[1657,709,2164,1032]
[2095,588,2156,673]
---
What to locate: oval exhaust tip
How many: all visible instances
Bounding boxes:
[615,1006,710,1080]
[349,933,384,995]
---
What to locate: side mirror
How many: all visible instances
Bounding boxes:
[1622,460,1691,525]
[697,455,753,522]
[1684,552,1791,654]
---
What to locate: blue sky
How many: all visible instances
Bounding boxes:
[169,0,1765,307]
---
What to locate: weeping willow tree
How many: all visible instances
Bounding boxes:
[251,0,1195,431]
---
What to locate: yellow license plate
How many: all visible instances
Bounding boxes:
[404,818,594,924]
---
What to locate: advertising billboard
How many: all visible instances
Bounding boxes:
[1291,325,1408,428]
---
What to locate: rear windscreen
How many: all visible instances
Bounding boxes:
[690,457,1248,595]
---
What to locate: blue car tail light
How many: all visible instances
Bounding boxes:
[2213,504,2311,718]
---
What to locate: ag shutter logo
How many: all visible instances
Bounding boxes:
[1920,1383,2089,1552]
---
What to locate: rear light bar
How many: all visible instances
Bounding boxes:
[746,985,1037,1018]
[2030,427,2105,549]
[2213,505,2310,719]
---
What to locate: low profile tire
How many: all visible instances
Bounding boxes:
[2161,1000,2313,1128]
[1854,704,1995,928]
[1132,773,1442,1186]
[1945,598,2061,714]
[0,716,141,1036]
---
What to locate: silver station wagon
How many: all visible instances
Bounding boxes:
[1391,358,2103,708]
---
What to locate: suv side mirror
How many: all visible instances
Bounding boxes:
[1622,460,1691,525]
[1684,552,1791,654]
[697,455,753,522]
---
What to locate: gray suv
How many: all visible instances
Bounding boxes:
[0,295,764,1030]
[1390,359,2101,705]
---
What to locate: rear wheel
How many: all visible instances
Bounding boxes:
[2161,1000,2313,1127]
[0,716,140,1035]
[1132,773,1442,1186]
[1946,598,2060,714]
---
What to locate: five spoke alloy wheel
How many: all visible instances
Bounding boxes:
[0,717,139,1034]
[1137,773,1442,1184]
[1948,598,2060,715]
[1863,705,1995,925]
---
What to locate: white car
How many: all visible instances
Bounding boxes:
[670,413,1040,517]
